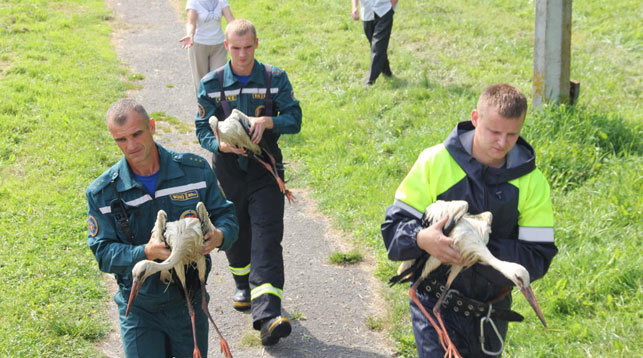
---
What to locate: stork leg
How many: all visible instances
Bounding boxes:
[250,152,295,204]
[180,283,202,358]
[200,280,233,358]
[432,270,463,358]
[408,279,451,353]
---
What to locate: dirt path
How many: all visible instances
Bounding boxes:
[99,1,394,357]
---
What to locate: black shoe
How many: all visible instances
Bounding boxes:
[260,316,291,346]
[232,288,250,311]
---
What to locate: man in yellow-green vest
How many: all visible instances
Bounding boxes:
[382,83,557,357]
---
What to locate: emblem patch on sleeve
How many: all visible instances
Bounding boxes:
[180,210,198,219]
[88,216,99,237]
[197,103,205,119]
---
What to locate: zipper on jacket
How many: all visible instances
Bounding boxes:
[482,166,489,208]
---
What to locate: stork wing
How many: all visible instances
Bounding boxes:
[196,201,215,235]
[422,200,468,234]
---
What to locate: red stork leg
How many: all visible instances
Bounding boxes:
[200,280,233,358]
[432,281,462,358]
[180,283,202,358]
[251,154,296,204]
[408,280,453,353]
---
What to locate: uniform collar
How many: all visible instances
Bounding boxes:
[223,60,265,87]
[114,143,184,193]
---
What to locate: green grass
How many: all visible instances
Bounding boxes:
[328,250,364,265]
[0,0,126,356]
[228,0,641,356]
[1,0,641,356]
[290,311,307,321]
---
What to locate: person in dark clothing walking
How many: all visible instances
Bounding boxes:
[352,0,398,85]
[194,19,302,346]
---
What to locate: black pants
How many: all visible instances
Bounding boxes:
[363,9,394,84]
[213,154,285,329]
[410,290,508,357]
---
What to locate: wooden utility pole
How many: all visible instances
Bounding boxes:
[532,0,573,109]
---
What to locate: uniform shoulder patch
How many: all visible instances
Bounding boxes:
[88,215,99,237]
[269,65,284,76]
[88,171,116,194]
[176,153,208,168]
[201,71,216,82]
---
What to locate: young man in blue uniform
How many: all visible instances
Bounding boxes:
[382,84,558,357]
[195,19,302,345]
[86,99,238,357]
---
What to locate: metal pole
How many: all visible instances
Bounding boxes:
[533,0,572,110]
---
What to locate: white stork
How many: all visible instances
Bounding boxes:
[126,202,232,358]
[209,109,295,203]
[397,200,546,358]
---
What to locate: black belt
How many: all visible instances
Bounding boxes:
[421,279,524,322]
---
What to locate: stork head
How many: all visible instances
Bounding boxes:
[506,263,547,328]
[126,260,157,317]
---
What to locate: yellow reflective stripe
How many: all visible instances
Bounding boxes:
[251,283,283,301]
[229,264,250,276]
[510,168,554,227]
[395,144,465,213]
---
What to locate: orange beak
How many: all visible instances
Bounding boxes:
[125,278,142,317]
[521,285,547,328]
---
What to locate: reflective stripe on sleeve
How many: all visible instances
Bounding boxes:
[518,227,554,243]
[393,199,424,220]
[251,283,283,301]
[229,264,250,276]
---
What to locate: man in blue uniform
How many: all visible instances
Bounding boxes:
[195,19,302,345]
[86,98,238,357]
[382,84,558,357]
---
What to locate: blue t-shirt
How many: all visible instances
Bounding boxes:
[134,171,159,196]
[234,73,251,86]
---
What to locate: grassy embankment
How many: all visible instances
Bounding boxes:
[0,1,130,356]
[0,0,640,357]
[232,1,641,356]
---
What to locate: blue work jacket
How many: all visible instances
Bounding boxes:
[195,59,302,171]
[86,144,238,308]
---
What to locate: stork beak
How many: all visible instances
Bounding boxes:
[521,285,547,328]
[125,278,142,317]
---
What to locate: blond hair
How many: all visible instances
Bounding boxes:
[477,83,527,119]
[225,19,257,41]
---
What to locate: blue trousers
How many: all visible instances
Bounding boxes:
[410,290,508,358]
[115,289,209,358]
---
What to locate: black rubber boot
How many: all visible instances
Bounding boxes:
[260,316,291,346]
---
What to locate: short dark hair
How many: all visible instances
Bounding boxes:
[106,98,149,126]
[477,83,527,119]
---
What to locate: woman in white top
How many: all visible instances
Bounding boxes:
[179,0,235,93]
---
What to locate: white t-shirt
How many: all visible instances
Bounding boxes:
[359,0,396,21]
[186,0,230,45]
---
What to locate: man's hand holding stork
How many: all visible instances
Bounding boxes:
[202,228,224,255]
[416,215,463,265]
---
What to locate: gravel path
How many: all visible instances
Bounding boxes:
[99,1,394,357]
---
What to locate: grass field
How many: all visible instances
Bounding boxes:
[0,0,640,357]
